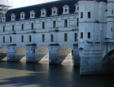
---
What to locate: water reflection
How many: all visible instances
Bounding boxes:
[0,62,114,87]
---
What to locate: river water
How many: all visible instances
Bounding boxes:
[0,62,114,87]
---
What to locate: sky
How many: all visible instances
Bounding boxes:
[9,0,57,8]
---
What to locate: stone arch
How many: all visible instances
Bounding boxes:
[16,46,26,62]
[103,49,114,73]
[58,46,73,65]
[35,46,49,63]
[0,45,7,61]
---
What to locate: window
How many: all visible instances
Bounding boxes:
[20,12,25,20]
[63,5,69,14]
[42,22,45,29]
[75,33,78,41]
[29,35,32,42]
[31,23,34,30]
[77,7,79,10]
[53,21,56,28]
[88,32,91,39]
[51,34,54,42]
[80,12,83,18]
[88,12,91,18]
[11,14,15,21]
[41,9,46,17]
[10,36,12,43]
[77,18,79,27]
[30,10,35,18]
[52,7,58,16]
[64,19,68,27]
[64,33,68,42]
[22,24,24,31]
[12,25,14,31]
[21,35,24,42]
[42,34,45,42]
[3,36,5,43]
[80,32,83,39]
[3,26,5,32]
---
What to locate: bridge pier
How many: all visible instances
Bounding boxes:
[73,48,80,67]
[26,44,36,63]
[79,44,106,75]
[49,45,60,64]
[7,44,17,62]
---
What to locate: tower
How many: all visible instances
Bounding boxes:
[106,0,114,39]
[78,0,107,74]
[0,0,9,22]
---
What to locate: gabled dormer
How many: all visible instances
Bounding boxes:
[20,12,25,20]
[11,13,15,21]
[75,3,79,13]
[30,10,35,19]
[41,8,46,17]
[52,7,58,16]
[63,5,69,14]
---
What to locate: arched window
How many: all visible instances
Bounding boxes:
[29,35,32,42]
[64,33,68,42]
[64,19,68,27]
[75,33,78,41]
[21,35,24,42]
[42,34,45,42]
[3,36,5,43]
[51,34,54,42]
[10,36,12,43]
[53,21,56,28]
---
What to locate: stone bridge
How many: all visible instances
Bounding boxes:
[0,42,80,66]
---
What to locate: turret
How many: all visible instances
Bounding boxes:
[78,0,107,74]
[78,0,107,49]
[106,0,114,39]
[0,0,10,22]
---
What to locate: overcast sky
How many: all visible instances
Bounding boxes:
[9,0,57,8]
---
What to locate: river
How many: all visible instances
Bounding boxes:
[0,62,114,87]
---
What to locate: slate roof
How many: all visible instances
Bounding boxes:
[5,0,107,22]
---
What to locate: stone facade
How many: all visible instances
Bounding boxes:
[0,0,114,75]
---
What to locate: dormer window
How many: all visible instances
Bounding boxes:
[11,13,15,21]
[75,4,79,13]
[41,8,46,17]
[63,5,69,14]
[52,7,58,16]
[20,12,25,20]
[30,10,35,19]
